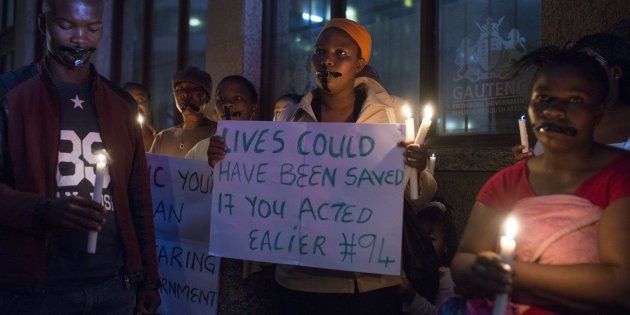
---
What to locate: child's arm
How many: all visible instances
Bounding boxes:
[435,268,455,307]
[402,292,436,315]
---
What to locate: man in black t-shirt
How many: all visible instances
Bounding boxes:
[0,0,160,314]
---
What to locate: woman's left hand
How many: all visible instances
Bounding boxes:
[399,140,429,171]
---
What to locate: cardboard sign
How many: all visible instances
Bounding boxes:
[209,121,405,275]
[147,154,220,315]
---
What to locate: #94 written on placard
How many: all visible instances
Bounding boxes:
[209,121,405,275]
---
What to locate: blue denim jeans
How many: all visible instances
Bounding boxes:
[0,277,136,315]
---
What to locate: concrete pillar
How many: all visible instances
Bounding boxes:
[13,0,38,67]
[205,0,262,119]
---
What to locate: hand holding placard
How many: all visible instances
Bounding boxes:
[210,121,405,275]
[403,104,433,200]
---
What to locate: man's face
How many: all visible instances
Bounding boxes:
[174,81,208,115]
[127,88,150,116]
[42,0,103,68]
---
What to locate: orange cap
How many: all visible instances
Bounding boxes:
[320,18,372,64]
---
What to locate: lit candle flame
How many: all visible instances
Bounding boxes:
[423,104,434,120]
[504,217,518,239]
[96,152,107,165]
[520,115,526,121]
[137,114,144,125]
[402,104,412,119]
[431,153,436,158]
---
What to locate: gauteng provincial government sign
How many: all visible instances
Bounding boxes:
[210,121,405,275]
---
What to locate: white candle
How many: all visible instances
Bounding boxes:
[87,153,107,254]
[137,113,145,125]
[406,105,433,200]
[414,105,433,145]
[403,105,415,142]
[492,217,519,315]
[428,153,436,175]
[518,115,529,153]
[402,104,419,200]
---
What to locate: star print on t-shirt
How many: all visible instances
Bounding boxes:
[71,94,84,110]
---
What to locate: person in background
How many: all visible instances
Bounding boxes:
[186,75,259,160]
[452,47,630,314]
[399,200,457,314]
[513,33,630,161]
[208,18,437,314]
[124,82,156,152]
[0,0,160,313]
[186,75,279,314]
[149,66,217,157]
[273,93,302,121]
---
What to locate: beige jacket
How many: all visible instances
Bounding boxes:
[274,77,437,293]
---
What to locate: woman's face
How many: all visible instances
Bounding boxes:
[421,221,446,264]
[528,65,604,150]
[216,81,257,121]
[311,28,365,95]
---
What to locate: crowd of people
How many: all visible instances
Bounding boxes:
[0,0,629,314]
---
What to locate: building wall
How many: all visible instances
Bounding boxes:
[542,0,630,46]
[437,0,630,235]
[5,0,630,235]
[12,0,39,68]
[205,0,262,119]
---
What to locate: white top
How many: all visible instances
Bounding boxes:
[185,137,210,160]
[402,267,455,315]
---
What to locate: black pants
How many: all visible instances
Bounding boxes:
[278,285,402,315]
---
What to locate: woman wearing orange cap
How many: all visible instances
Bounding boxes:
[207,18,436,314]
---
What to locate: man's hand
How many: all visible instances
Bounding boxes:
[207,135,227,167]
[511,144,533,163]
[41,196,106,231]
[399,140,429,171]
[135,289,161,315]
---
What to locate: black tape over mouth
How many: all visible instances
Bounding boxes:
[222,104,241,120]
[533,121,578,136]
[180,101,201,112]
[59,46,96,67]
[315,70,342,78]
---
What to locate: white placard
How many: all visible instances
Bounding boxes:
[147,154,220,315]
[210,121,405,275]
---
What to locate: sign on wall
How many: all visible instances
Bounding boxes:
[147,154,219,315]
[438,0,541,134]
[209,121,406,275]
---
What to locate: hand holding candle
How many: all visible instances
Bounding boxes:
[87,152,107,254]
[402,104,434,200]
[492,217,519,315]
